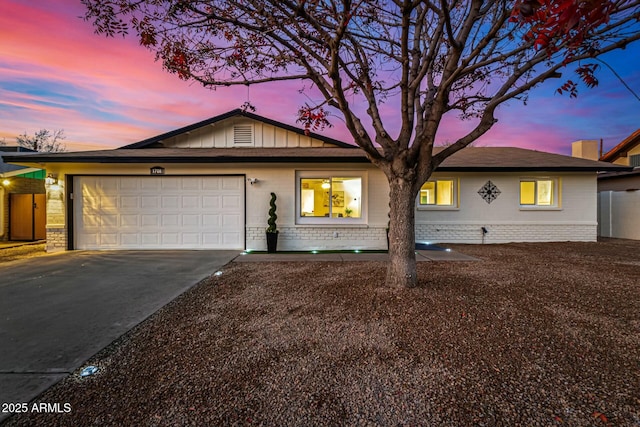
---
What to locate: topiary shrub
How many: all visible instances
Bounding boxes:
[266,192,278,233]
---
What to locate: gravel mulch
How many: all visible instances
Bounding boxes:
[4,240,640,426]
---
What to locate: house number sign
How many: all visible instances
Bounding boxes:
[150,166,165,175]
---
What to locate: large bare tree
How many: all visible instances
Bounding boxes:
[83,0,640,287]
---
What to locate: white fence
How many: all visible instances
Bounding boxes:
[598,190,640,239]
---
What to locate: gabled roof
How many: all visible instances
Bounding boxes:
[120,109,355,149]
[600,129,640,162]
[5,146,630,172]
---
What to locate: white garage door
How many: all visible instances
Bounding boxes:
[75,176,244,250]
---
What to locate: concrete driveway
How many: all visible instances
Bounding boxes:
[0,250,238,420]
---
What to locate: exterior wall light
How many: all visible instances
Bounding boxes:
[2,179,9,187]
[45,174,58,186]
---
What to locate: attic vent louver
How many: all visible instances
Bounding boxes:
[233,124,253,145]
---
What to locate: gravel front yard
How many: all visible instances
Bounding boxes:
[5,240,640,426]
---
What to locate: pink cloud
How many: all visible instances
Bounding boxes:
[1,0,638,155]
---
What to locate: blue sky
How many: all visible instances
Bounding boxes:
[1,0,638,155]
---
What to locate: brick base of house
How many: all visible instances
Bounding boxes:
[46,228,67,252]
[415,223,597,244]
[246,226,388,251]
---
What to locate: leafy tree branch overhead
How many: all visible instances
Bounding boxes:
[82,0,640,287]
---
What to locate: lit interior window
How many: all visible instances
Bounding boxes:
[520,181,536,205]
[537,180,553,205]
[300,177,362,218]
[520,179,555,206]
[419,180,454,206]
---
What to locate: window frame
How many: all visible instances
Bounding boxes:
[519,177,561,209]
[295,170,368,225]
[416,178,459,210]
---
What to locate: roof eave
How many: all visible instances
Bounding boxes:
[600,129,640,162]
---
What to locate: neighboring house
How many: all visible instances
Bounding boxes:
[0,147,46,241]
[5,110,627,252]
[574,131,640,240]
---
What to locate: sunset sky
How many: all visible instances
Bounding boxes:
[1,0,639,155]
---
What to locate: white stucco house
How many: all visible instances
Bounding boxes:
[5,110,628,252]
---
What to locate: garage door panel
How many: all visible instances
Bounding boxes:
[203,214,221,227]
[162,214,179,226]
[140,179,159,191]
[222,178,242,190]
[182,215,199,227]
[223,232,241,246]
[119,179,137,190]
[202,179,221,190]
[141,214,159,227]
[141,196,158,209]
[99,179,118,192]
[203,233,221,244]
[161,196,180,209]
[203,195,221,209]
[121,215,139,227]
[161,178,180,190]
[183,233,200,245]
[181,177,201,190]
[141,234,159,245]
[101,215,118,227]
[222,214,240,227]
[100,233,118,245]
[121,196,139,208]
[222,195,241,209]
[121,233,139,245]
[100,196,118,209]
[181,196,199,209]
[75,176,244,250]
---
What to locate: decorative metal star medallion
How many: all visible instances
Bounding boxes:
[478,180,501,204]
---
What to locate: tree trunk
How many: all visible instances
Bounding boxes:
[386,177,418,288]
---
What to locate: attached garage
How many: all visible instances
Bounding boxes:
[74,175,244,250]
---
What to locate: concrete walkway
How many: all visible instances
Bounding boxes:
[0,250,237,423]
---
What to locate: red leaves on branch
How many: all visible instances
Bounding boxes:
[161,42,192,80]
[296,106,333,135]
[575,63,599,88]
[557,63,599,97]
[557,79,578,97]
[132,17,157,47]
[511,0,613,53]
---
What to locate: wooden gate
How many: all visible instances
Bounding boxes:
[9,194,46,241]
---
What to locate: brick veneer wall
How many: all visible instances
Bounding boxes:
[246,226,388,251]
[415,223,596,244]
[0,177,45,241]
[46,228,67,252]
